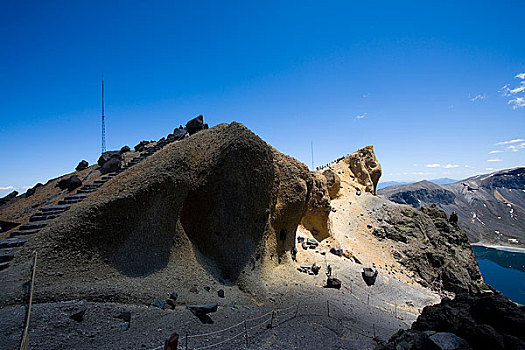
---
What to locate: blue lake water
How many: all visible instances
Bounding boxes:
[472,245,525,305]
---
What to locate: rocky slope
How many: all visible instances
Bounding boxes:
[379,168,525,248]
[0,120,495,349]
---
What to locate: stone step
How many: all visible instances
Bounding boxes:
[76,189,96,194]
[0,248,15,263]
[101,176,113,180]
[19,222,48,231]
[10,228,40,237]
[58,199,82,205]
[65,194,89,200]
[0,237,28,248]
[0,262,9,271]
[93,180,107,184]
[82,185,100,189]
[29,214,59,222]
[38,210,64,216]
[41,205,70,212]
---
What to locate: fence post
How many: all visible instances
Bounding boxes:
[185,332,188,350]
[244,320,248,348]
[270,311,275,328]
[373,324,376,338]
[327,300,330,318]
[294,304,299,318]
[395,304,397,317]
[367,294,370,305]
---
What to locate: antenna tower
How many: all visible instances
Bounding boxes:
[101,79,106,154]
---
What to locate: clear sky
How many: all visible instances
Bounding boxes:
[1,1,524,197]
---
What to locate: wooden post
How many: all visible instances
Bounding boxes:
[373,323,376,338]
[270,311,275,328]
[185,332,188,350]
[294,304,299,318]
[19,251,37,350]
[244,320,248,348]
[327,300,330,317]
[367,294,370,305]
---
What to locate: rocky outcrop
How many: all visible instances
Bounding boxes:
[17,122,312,296]
[0,191,18,207]
[57,175,83,192]
[300,173,332,240]
[372,204,483,294]
[75,160,89,171]
[119,146,131,154]
[345,146,381,195]
[185,115,208,135]
[379,292,525,350]
[322,169,341,199]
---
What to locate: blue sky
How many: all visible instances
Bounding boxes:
[1,1,524,197]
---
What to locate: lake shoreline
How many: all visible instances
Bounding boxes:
[471,242,525,254]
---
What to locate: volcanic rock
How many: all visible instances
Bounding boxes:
[97,151,121,166]
[345,146,382,195]
[0,191,18,207]
[185,115,208,135]
[100,157,121,175]
[119,146,131,154]
[75,160,89,171]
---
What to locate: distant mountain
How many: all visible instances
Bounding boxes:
[378,168,525,248]
[377,178,457,190]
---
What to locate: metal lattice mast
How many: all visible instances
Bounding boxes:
[101,79,106,154]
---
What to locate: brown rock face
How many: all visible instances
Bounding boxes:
[322,169,341,199]
[345,145,381,195]
[300,174,332,240]
[16,122,312,294]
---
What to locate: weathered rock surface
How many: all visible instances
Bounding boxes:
[0,191,18,207]
[322,168,341,199]
[119,146,131,154]
[379,292,525,350]
[57,175,82,192]
[185,115,208,136]
[345,146,382,195]
[75,160,89,171]
[300,173,332,240]
[97,151,122,167]
[372,204,483,294]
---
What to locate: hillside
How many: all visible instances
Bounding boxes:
[379,168,525,248]
[0,118,515,349]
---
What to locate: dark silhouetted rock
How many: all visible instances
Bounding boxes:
[362,267,378,286]
[97,151,121,166]
[70,309,86,322]
[25,183,43,197]
[169,292,178,301]
[120,145,131,154]
[134,141,150,152]
[217,289,225,298]
[172,127,188,140]
[100,157,121,174]
[164,332,179,350]
[325,277,341,289]
[75,160,89,171]
[330,247,343,257]
[0,191,18,206]
[185,115,208,135]
[57,176,82,192]
[186,303,218,316]
[379,293,525,350]
[449,211,458,225]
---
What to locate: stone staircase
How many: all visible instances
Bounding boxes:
[0,140,170,271]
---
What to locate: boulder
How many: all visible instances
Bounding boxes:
[217,289,225,298]
[187,303,218,316]
[185,115,208,136]
[97,151,121,166]
[345,145,382,195]
[169,292,178,301]
[119,145,131,154]
[134,141,150,152]
[57,176,82,192]
[100,157,121,175]
[75,160,89,171]
[25,183,43,197]
[322,169,341,199]
[330,247,343,257]
[0,191,18,206]
[325,277,341,289]
[362,267,378,286]
[70,309,86,322]
[172,127,188,141]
